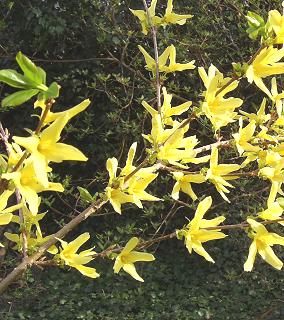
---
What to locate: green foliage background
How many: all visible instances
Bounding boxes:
[0,0,284,319]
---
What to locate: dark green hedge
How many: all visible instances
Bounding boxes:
[0,0,283,319]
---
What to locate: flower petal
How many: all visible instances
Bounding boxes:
[122,263,144,282]
[121,237,139,255]
[244,240,257,272]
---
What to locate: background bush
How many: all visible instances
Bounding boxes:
[0,0,283,319]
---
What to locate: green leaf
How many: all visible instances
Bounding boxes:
[77,187,94,203]
[277,197,284,208]
[245,11,266,40]
[16,52,46,85]
[0,69,33,89]
[36,67,46,85]
[38,82,60,100]
[2,89,39,107]
[246,11,264,28]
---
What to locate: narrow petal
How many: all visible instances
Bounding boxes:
[42,143,88,162]
[192,241,215,263]
[123,263,144,282]
[123,142,137,174]
[127,251,155,263]
[191,196,212,230]
[13,136,39,154]
[258,244,283,270]
[244,241,257,272]
[195,230,226,242]
[121,237,139,255]
[171,182,181,200]
[113,256,123,273]
[247,218,268,236]
[0,212,13,225]
[40,114,68,143]
[106,158,118,181]
[0,190,13,212]
[75,265,100,279]
[65,233,90,254]
[199,216,225,228]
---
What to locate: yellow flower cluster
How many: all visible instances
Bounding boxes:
[106,142,160,214]
[3,0,284,286]
[130,0,193,35]
[0,99,90,259]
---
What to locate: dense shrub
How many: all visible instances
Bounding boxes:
[0,0,283,319]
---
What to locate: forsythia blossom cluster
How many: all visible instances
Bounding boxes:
[2,0,284,289]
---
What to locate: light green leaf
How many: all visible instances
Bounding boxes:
[0,69,33,89]
[38,82,60,100]
[16,52,46,85]
[77,187,95,203]
[2,89,39,107]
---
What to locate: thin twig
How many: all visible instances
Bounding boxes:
[142,0,162,114]
[95,216,284,256]
[215,44,266,97]
[0,123,28,258]
[162,113,196,146]
[0,199,107,294]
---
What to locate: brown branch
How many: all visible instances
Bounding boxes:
[35,99,54,134]
[215,75,239,97]
[0,54,115,64]
[215,44,266,97]
[96,216,284,257]
[205,217,284,230]
[162,112,196,146]
[0,123,28,258]
[0,199,107,294]
[142,0,162,114]
[195,140,232,155]
[123,156,150,184]
[0,122,10,155]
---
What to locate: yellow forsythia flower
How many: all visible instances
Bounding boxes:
[57,233,99,279]
[206,147,240,202]
[233,118,260,156]
[138,45,171,75]
[143,115,209,167]
[139,45,195,75]
[171,171,206,201]
[163,45,195,73]
[258,159,284,207]
[130,0,162,35]
[270,77,284,116]
[13,113,88,187]
[142,87,192,126]
[106,142,160,214]
[2,159,64,215]
[198,64,243,131]
[34,99,90,125]
[258,201,284,226]
[245,46,284,97]
[239,98,270,125]
[161,0,193,26]
[179,196,226,263]
[0,190,22,247]
[130,0,192,35]
[113,237,155,282]
[244,218,284,271]
[268,9,284,44]
[5,230,58,254]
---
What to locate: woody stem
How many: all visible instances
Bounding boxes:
[142,0,162,114]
